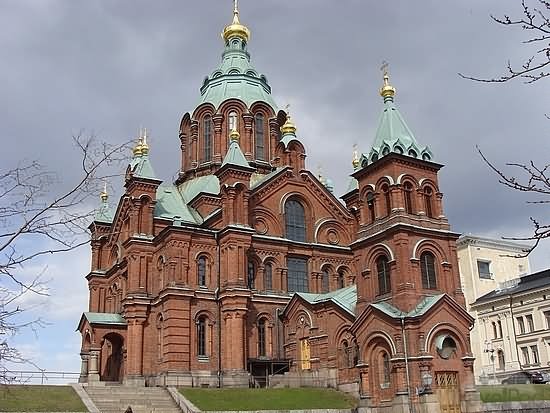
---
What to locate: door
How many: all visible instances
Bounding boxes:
[435,372,461,413]
[300,338,310,370]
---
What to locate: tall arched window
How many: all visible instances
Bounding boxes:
[404,182,414,214]
[492,322,498,339]
[498,320,503,338]
[337,270,345,289]
[255,113,265,161]
[228,111,237,131]
[424,187,434,218]
[321,268,329,293]
[367,192,376,223]
[381,352,391,388]
[377,256,391,295]
[157,315,164,361]
[198,256,207,287]
[420,251,437,289]
[258,318,266,357]
[247,260,256,290]
[203,115,212,162]
[264,263,273,291]
[285,199,306,242]
[197,316,207,357]
[382,184,391,216]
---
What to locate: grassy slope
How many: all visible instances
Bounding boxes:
[479,384,550,402]
[180,387,357,411]
[0,385,87,412]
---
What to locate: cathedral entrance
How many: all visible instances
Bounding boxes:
[100,333,124,382]
[435,372,461,413]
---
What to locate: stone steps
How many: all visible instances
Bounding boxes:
[84,385,182,413]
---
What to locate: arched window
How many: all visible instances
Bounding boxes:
[288,257,308,292]
[258,318,267,357]
[321,268,329,293]
[498,320,503,338]
[228,111,237,132]
[497,350,505,370]
[382,184,391,216]
[381,352,391,388]
[203,115,212,162]
[197,256,207,287]
[197,317,207,357]
[377,256,391,295]
[403,182,414,214]
[337,270,345,289]
[420,251,437,289]
[247,260,256,290]
[492,322,498,339]
[157,315,164,361]
[255,113,265,161]
[367,192,376,223]
[341,340,349,368]
[285,199,306,242]
[424,187,434,218]
[264,263,273,291]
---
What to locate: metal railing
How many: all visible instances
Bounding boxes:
[7,370,80,385]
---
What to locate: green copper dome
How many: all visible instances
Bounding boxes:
[362,73,433,166]
[197,12,277,110]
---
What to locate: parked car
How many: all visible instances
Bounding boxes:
[502,371,548,385]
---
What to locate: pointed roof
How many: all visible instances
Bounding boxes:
[221,130,253,169]
[129,134,158,180]
[363,72,433,166]
[287,285,357,317]
[198,4,277,110]
[94,185,114,224]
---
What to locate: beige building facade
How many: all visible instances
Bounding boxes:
[456,235,532,384]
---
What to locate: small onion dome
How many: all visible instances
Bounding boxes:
[280,114,297,136]
[100,184,108,202]
[352,147,360,169]
[229,128,240,142]
[222,3,250,43]
[380,72,396,100]
[133,137,144,157]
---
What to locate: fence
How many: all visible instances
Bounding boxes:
[8,370,80,385]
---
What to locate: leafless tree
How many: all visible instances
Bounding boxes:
[0,134,130,384]
[459,1,550,255]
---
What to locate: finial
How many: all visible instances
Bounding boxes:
[222,0,250,43]
[100,181,108,202]
[133,129,144,157]
[141,127,150,155]
[229,128,240,142]
[317,165,327,186]
[280,105,297,135]
[352,144,360,169]
[380,61,396,101]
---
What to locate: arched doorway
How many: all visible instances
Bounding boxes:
[100,332,124,382]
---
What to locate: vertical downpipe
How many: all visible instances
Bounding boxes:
[401,316,414,413]
[216,231,222,387]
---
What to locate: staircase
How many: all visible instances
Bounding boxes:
[84,385,182,413]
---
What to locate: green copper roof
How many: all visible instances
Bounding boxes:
[178,174,220,202]
[370,294,445,319]
[363,91,433,166]
[250,167,285,189]
[94,198,114,224]
[130,153,157,180]
[222,139,252,168]
[295,285,357,316]
[155,185,203,224]
[198,36,277,110]
[83,312,126,326]
[280,131,302,148]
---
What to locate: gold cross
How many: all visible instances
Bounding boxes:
[380,60,389,75]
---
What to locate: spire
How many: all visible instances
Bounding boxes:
[94,181,114,224]
[222,0,250,43]
[129,128,158,180]
[364,67,433,165]
[222,128,251,168]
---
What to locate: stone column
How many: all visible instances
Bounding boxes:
[87,349,100,383]
[213,114,223,163]
[79,352,89,383]
[190,120,199,168]
[243,113,253,160]
[232,311,246,370]
[125,318,145,385]
[268,118,279,163]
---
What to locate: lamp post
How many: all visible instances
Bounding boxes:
[484,341,496,384]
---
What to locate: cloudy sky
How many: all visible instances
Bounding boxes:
[2,1,548,379]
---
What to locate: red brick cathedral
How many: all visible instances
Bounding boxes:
[78,4,478,411]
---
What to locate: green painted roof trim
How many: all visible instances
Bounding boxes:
[83,312,127,326]
[94,200,114,224]
[362,98,433,167]
[222,140,252,168]
[198,37,277,110]
[280,132,302,148]
[131,154,157,180]
[154,184,203,224]
[295,285,357,316]
[178,175,220,203]
[370,294,445,319]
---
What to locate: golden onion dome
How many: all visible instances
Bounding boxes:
[352,145,360,169]
[100,181,108,202]
[133,137,144,157]
[222,1,250,43]
[280,114,297,135]
[229,128,240,142]
[380,72,396,100]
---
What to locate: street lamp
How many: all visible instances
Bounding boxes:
[418,371,433,395]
